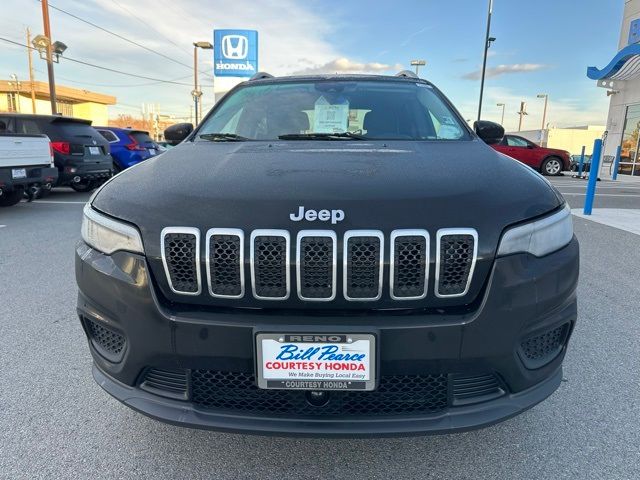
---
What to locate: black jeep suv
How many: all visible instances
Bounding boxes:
[76,73,578,436]
[0,114,112,191]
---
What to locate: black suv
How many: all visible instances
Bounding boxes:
[0,114,112,191]
[76,73,578,436]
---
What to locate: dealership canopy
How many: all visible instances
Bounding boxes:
[587,43,640,81]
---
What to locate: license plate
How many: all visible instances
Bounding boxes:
[88,146,100,155]
[256,333,376,391]
[149,148,156,155]
[11,168,27,179]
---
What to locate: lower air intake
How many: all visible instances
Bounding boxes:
[519,323,570,369]
[451,373,505,405]
[84,317,125,360]
[191,370,448,417]
[140,368,188,400]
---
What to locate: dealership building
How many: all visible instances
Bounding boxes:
[589,0,640,176]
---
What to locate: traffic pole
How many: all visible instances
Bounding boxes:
[583,139,602,215]
[578,145,585,177]
[612,145,622,181]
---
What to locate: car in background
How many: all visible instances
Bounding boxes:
[95,127,160,172]
[490,134,571,176]
[156,141,173,151]
[0,129,58,206]
[569,154,592,173]
[0,113,112,192]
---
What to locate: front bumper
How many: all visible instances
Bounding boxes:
[76,238,579,437]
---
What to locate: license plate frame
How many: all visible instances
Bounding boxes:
[88,146,100,155]
[255,333,376,391]
[11,168,27,179]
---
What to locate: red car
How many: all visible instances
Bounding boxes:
[491,134,570,176]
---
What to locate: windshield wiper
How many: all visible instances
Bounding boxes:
[278,132,367,140]
[199,133,249,142]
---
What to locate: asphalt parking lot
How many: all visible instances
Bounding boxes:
[1,177,639,480]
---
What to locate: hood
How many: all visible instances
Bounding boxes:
[92,138,562,310]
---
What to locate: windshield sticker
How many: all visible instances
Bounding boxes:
[313,96,349,133]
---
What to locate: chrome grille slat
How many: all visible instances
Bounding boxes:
[250,230,290,300]
[344,230,384,301]
[390,229,429,300]
[435,228,478,298]
[161,227,201,295]
[297,230,337,301]
[205,228,244,299]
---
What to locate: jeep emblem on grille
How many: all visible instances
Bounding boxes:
[290,206,345,224]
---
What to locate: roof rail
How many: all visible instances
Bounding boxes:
[249,72,274,81]
[395,70,419,79]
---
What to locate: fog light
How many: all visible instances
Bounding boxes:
[73,176,81,183]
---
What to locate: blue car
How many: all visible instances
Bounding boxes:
[96,127,160,172]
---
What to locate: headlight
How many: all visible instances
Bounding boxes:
[81,204,144,255]
[497,204,573,257]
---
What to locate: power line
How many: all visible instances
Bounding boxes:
[33,67,193,88]
[0,37,194,85]
[42,1,213,79]
[44,0,218,77]
[109,0,191,56]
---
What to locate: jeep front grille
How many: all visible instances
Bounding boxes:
[297,231,337,301]
[161,227,201,295]
[435,229,477,298]
[344,231,383,301]
[160,227,479,302]
[206,229,244,298]
[390,230,429,300]
[250,230,290,300]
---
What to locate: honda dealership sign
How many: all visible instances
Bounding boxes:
[214,29,258,77]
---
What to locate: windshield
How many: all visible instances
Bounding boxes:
[197,80,469,141]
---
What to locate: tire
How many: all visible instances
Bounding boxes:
[541,156,563,176]
[0,189,24,207]
[70,182,95,193]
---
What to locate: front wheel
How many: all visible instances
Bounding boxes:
[541,157,563,176]
[0,189,24,207]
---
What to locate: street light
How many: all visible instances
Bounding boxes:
[537,93,549,145]
[410,59,426,76]
[477,0,495,123]
[193,41,213,126]
[496,103,505,125]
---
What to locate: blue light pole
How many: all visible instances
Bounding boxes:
[583,139,602,215]
[612,145,622,181]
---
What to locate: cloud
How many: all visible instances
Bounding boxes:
[462,64,548,80]
[292,58,403,75]
[459,86,608,132]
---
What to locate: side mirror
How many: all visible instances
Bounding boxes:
[474,120,504,145]
[164,123,194,146]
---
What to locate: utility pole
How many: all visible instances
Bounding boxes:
[497,103,505,125]
[537,93,549,145]
[477,0,495,123]
[517,101,528,131]
[41,0,57,114]
[26,28,37,113]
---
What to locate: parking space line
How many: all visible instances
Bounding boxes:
[562,193,640,197]
[33,200,87,204]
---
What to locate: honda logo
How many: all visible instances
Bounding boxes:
[221,35,248,60]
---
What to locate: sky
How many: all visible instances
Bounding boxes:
[0,0,625,131]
